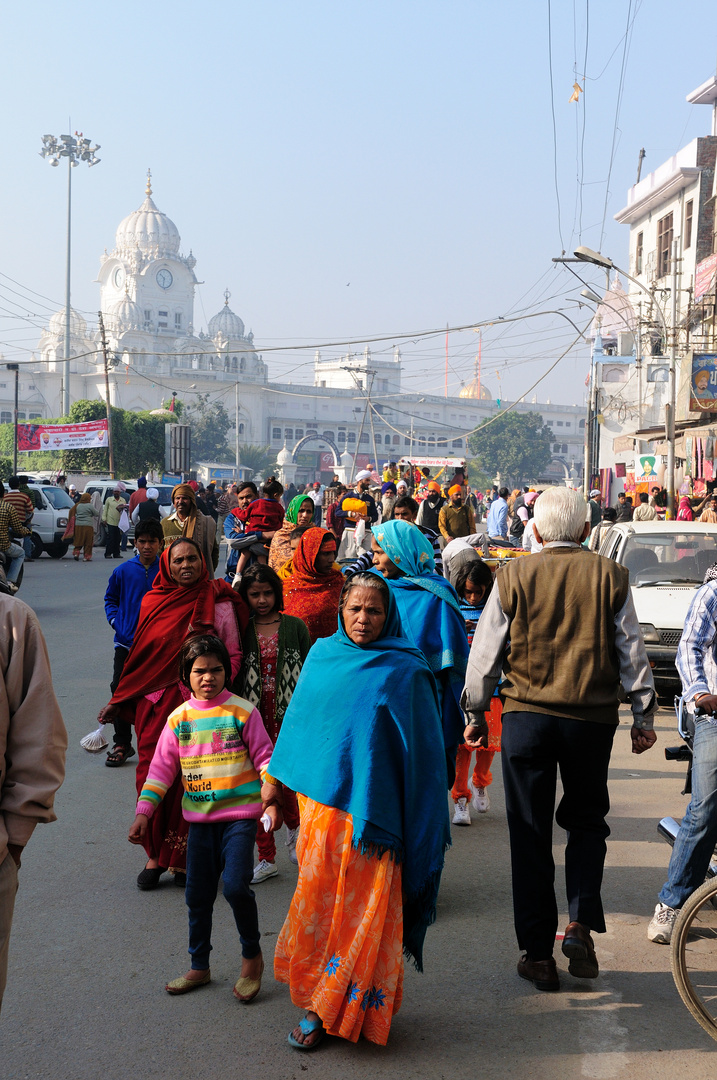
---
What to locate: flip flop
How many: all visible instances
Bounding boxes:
[288,1015,325,1051]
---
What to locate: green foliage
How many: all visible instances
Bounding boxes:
[467,411,553,487]
[163,397,184,418]
[238,444,278,478]
[184,394,234,464]
[464,457,494,493]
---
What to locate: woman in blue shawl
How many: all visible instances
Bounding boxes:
[270,572,450,1050]
[370,519,469,779]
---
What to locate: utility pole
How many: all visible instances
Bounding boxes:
[97,311,116,480]
[666,239,679,520]
[235,382,241,482]
[6,364,19,474]
[366,372,380,471]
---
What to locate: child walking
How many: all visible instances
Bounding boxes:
[237,564,311,883]
[451,560,502,826]
[129,634,282,999]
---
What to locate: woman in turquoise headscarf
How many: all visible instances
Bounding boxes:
[268,494,316,571]
[270,572,449,1050]
[370,519,469,777]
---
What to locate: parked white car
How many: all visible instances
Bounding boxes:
[599,520,717,695]
[82,479,174,545]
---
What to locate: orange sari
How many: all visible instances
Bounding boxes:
[274,796,404,1046]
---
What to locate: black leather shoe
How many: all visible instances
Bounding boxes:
[517,954,560,991]
[562,921,599,978]
[137,866,165,890]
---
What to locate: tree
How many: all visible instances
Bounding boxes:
[467,411,553,487]
[238,445,277,478]
[184,394,233,464]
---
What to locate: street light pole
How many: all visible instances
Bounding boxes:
[572,246,674,512]
[6,364,19,474]
[40,132,101,417]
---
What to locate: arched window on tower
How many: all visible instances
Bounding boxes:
[384,434,391,445]
[240,357,246,372]
[392,435,400,445]
[231,357,238,373]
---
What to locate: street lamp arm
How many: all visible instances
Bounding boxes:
[573,247,667,336]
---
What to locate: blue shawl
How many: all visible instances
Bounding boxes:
[371,521,469,752]
[269,587,450,971]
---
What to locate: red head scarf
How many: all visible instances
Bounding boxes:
[110,541,249,704]
[282,527,344,644]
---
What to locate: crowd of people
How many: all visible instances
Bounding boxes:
[12,460,717,1049]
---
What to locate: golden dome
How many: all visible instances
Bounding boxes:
[459,360,492,400]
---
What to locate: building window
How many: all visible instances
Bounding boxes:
[384,434,391,445]
[427,436,435,446]
[284,428,293,440]
[306,429,318,437]
[29,412,42,420]
[657,212,673,278]
[295,428,304,439]
[0,412,10,424]
[418,436,426,447]
[238,423,244,434]
[16,412,25,421]
[322,430,334,440]
[452,439,463,449]
[636,232,643,275]
[685,200,693,250]
[579,418,585,429]
[348,432,356,444]
[404,436,411,446]
[175,313,182,329]
[562,443,568,453]
[437,436,447,447]
[272,427,282,440]
[565,421,571,428]
[359,432,369,444]
[338,428,346,441]
[392,435,400,445]
[556,420,563,427]
[240,357,246,372]
[144,310,152,329]
[553,443,561,453]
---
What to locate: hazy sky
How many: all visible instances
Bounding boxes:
[2,1,716,407]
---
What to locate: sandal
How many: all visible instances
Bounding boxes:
[105,744,136,767]
[137,865,166,890]
[288,1014,325,1050]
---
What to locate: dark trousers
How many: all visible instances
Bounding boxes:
[186,819,260,971]
[110,646,132,748]
[501,711,616,961]
[105,524,121,559]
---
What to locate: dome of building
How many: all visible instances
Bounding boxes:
[48,306,87,338]
[276,444,293,467]
[110,291,142,331]
[459,361,492,400]
[208,289,245,340]
[114,171,181,259]
[588,275,636,342]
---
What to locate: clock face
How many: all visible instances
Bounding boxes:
[113,267,124,289]
[156,269,173,290]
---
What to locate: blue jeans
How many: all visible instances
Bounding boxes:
[185,819,260,971]
[3,542,25,584]
[660,718,717,909]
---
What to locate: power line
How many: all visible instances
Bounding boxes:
[547,0,565,252]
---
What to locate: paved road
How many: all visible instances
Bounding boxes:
[2,551,716,1077]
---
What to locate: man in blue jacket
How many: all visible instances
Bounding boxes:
[103,518,163,766]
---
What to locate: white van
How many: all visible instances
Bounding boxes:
[25,483,75,558]
[82,479,174,545]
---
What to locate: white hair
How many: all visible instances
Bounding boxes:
[533,486,588,544]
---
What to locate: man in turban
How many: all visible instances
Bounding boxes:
[438,484,476,542]
[161,484,219,578]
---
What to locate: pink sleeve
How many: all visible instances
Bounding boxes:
[241,706,274,777]
[135,720,181,818]
[215,602,242,681]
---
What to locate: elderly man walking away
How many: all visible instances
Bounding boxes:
[162,483,219,578]
[0,594,66,1010]
[462,487,657,992]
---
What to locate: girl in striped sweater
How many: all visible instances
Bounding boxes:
[129,634,282,1001]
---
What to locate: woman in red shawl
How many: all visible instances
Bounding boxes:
[282,528,344,644]
[98,537,249,889]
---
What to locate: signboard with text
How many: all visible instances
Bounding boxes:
[17,418,108,452]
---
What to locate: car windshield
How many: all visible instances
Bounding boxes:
[41,486,74,510]
[622,532,717,586]
[154,486,173,506]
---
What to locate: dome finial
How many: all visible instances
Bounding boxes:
[224,287,231,307]
[145,169,152,197]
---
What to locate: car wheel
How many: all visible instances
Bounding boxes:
[47,542,69,559]
[31,533,44,560]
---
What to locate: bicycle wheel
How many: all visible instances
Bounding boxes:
[671,876,717,1042]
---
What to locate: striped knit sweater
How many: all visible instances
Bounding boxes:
[136,689,274,823]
